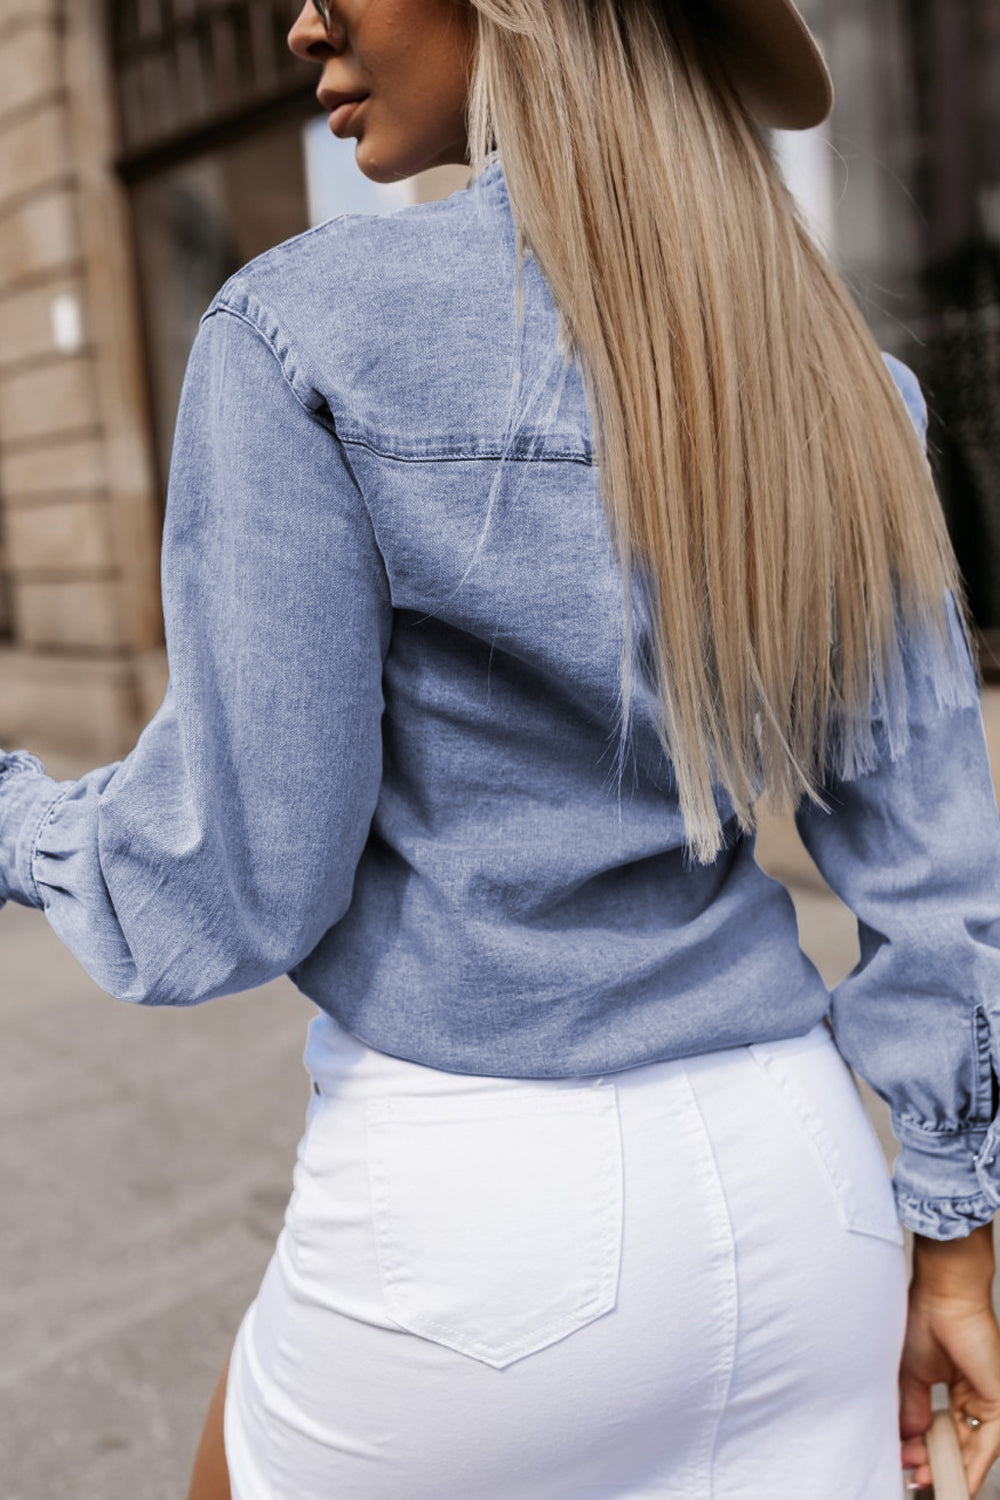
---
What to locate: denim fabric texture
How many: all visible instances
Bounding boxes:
[1,152,998,1239]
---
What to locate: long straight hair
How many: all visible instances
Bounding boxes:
[463,0,975,863]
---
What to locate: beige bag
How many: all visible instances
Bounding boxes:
[927,1407,972,1500]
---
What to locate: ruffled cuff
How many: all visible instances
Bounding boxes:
[892,1115,1000,1239]
[0,750,67,909]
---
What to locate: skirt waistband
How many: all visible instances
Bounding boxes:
[301,1008,835,1104]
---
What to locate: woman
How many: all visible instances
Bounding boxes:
[4,0,1000,1494]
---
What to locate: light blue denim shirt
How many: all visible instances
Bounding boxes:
[2,153,999,1240]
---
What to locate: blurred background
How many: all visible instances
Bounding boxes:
[1,1,999,1497]
[0,0,998,777]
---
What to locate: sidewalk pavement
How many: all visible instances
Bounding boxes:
[1,901,315,1500]
[3,688,1000,1499]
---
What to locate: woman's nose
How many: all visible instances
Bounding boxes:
[288,1,335,62]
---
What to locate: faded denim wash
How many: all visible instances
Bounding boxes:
[1,152,999,1240]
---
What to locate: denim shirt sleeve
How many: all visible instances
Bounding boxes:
[0,298,391,1004]
[794,357,1000,1240]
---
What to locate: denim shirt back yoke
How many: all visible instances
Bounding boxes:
[2,152,1000,1240]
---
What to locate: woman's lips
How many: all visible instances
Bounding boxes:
[329,96,368,135]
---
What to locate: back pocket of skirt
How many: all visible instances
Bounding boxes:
[364,1084,624,1369]
[748,1028,905,1247]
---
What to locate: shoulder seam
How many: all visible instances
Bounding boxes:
[197,304,389,597]
[201,301,320,421]
[201,212,362,312]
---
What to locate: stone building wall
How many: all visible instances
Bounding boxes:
[0,1,462,778]
[0,0,165,779]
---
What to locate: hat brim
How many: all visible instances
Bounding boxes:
[703,0,834,130]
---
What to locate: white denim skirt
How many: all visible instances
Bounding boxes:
[223,1010,909,1499]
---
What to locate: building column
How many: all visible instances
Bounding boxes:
[0,0,166,778]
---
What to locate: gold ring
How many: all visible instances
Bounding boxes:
[963,1413,984,1430]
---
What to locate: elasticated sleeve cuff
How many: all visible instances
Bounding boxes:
[0,752,66,909]
[892,1115,1000,1238]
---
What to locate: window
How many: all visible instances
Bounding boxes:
[906,0,1000,633]
[111,0,313,170]
[128,119,312,498]
[111,0,318,509]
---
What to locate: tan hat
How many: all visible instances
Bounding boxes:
[705,0,834,130]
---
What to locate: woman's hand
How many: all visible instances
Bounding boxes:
[900,1223,1000,1494]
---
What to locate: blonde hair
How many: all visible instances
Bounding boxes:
[463,0,976,863]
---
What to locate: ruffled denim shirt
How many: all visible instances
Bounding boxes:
[2,153,999,1241]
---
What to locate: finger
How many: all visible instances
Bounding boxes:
[900,1374,933,1442]
[900,1439,931,1489]
[939,1316,1000,1411]
[957,1412,1000,1496]
[904,1459,933,1490]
